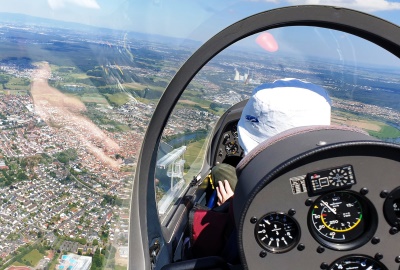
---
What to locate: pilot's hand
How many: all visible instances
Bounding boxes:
[216,180,234,206]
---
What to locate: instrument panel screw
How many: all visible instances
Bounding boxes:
[395,256,400,263]
[380,190,389,198]
[371,237,380,245]
[375,253,383,260]
[288,209,296,216]
[390,227,398,235]
[317,246,325,253]
[250,217,258,224]
[360,187,369,195]
[305,199,314,206]
[297,243,305,251]
[259,250,267,258]
[320,262,329,269]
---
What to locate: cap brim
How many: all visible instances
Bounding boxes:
[238,123,260,155]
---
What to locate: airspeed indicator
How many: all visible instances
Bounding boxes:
[308,191,378,251]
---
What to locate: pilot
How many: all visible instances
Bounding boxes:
[191,78,331,260]
[214,78,332,206]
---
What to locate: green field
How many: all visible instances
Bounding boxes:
[0,89,29,95]
[122,82,147,91]
[184,138,207,174]
[65,73,91,80]
[3,77,30,90]
[21,249,44,267]
[117,124,131,131]
[332,109,400,139]
[115,265,127,270]
[80,93,109,104]
[368,124,400,139]
[105,92,132,106]
[10,262,25,266]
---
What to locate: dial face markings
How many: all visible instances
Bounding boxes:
[328,255,388,270]
[308,191,378,251]
[309,191,366,245]
[383,186,400,227]
[255,212,300,253]
[329,169,350,187]
[306,165,356,196]
[225,141,238,155]
[231,124,238,138]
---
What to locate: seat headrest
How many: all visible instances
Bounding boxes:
[236,125,369,174]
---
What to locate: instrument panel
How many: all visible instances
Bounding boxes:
[243,159,400,269]
[233,129,400,269]
[215,121,244,165]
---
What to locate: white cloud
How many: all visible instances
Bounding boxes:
[48,0,100,10]
[248,0,400,12]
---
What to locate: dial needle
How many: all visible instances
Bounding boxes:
[321,200,336,214]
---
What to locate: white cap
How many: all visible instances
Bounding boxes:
[238,78,331,154]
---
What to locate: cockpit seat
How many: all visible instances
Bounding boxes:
[236,125,370,173]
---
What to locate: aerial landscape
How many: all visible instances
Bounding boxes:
[0,10,399,270]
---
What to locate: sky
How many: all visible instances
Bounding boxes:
[0,0,399,67]
[0,0,400,41]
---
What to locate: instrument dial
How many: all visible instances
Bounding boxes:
[383,186,400,227]
[255,212,300,253]
[328,168,352,187]
[328,255,388,270]
[308,191,377,250]
[225,141,238,155]
[232,124,238,138]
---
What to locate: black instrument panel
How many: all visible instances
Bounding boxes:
[213,118,400,268]
[234,133,400,270]
[215,121,244,165]
[242,156,400,269]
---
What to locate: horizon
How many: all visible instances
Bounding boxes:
[0,1,400,41]
[1,10,400,69]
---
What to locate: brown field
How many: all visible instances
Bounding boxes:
[30,62,121,170]
[332,116,381,132]
[179,99,197,105]
[345,120,381,131]
[31,62,87,113]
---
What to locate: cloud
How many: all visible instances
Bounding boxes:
[246,0,400,12]
[48,0,100,10]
